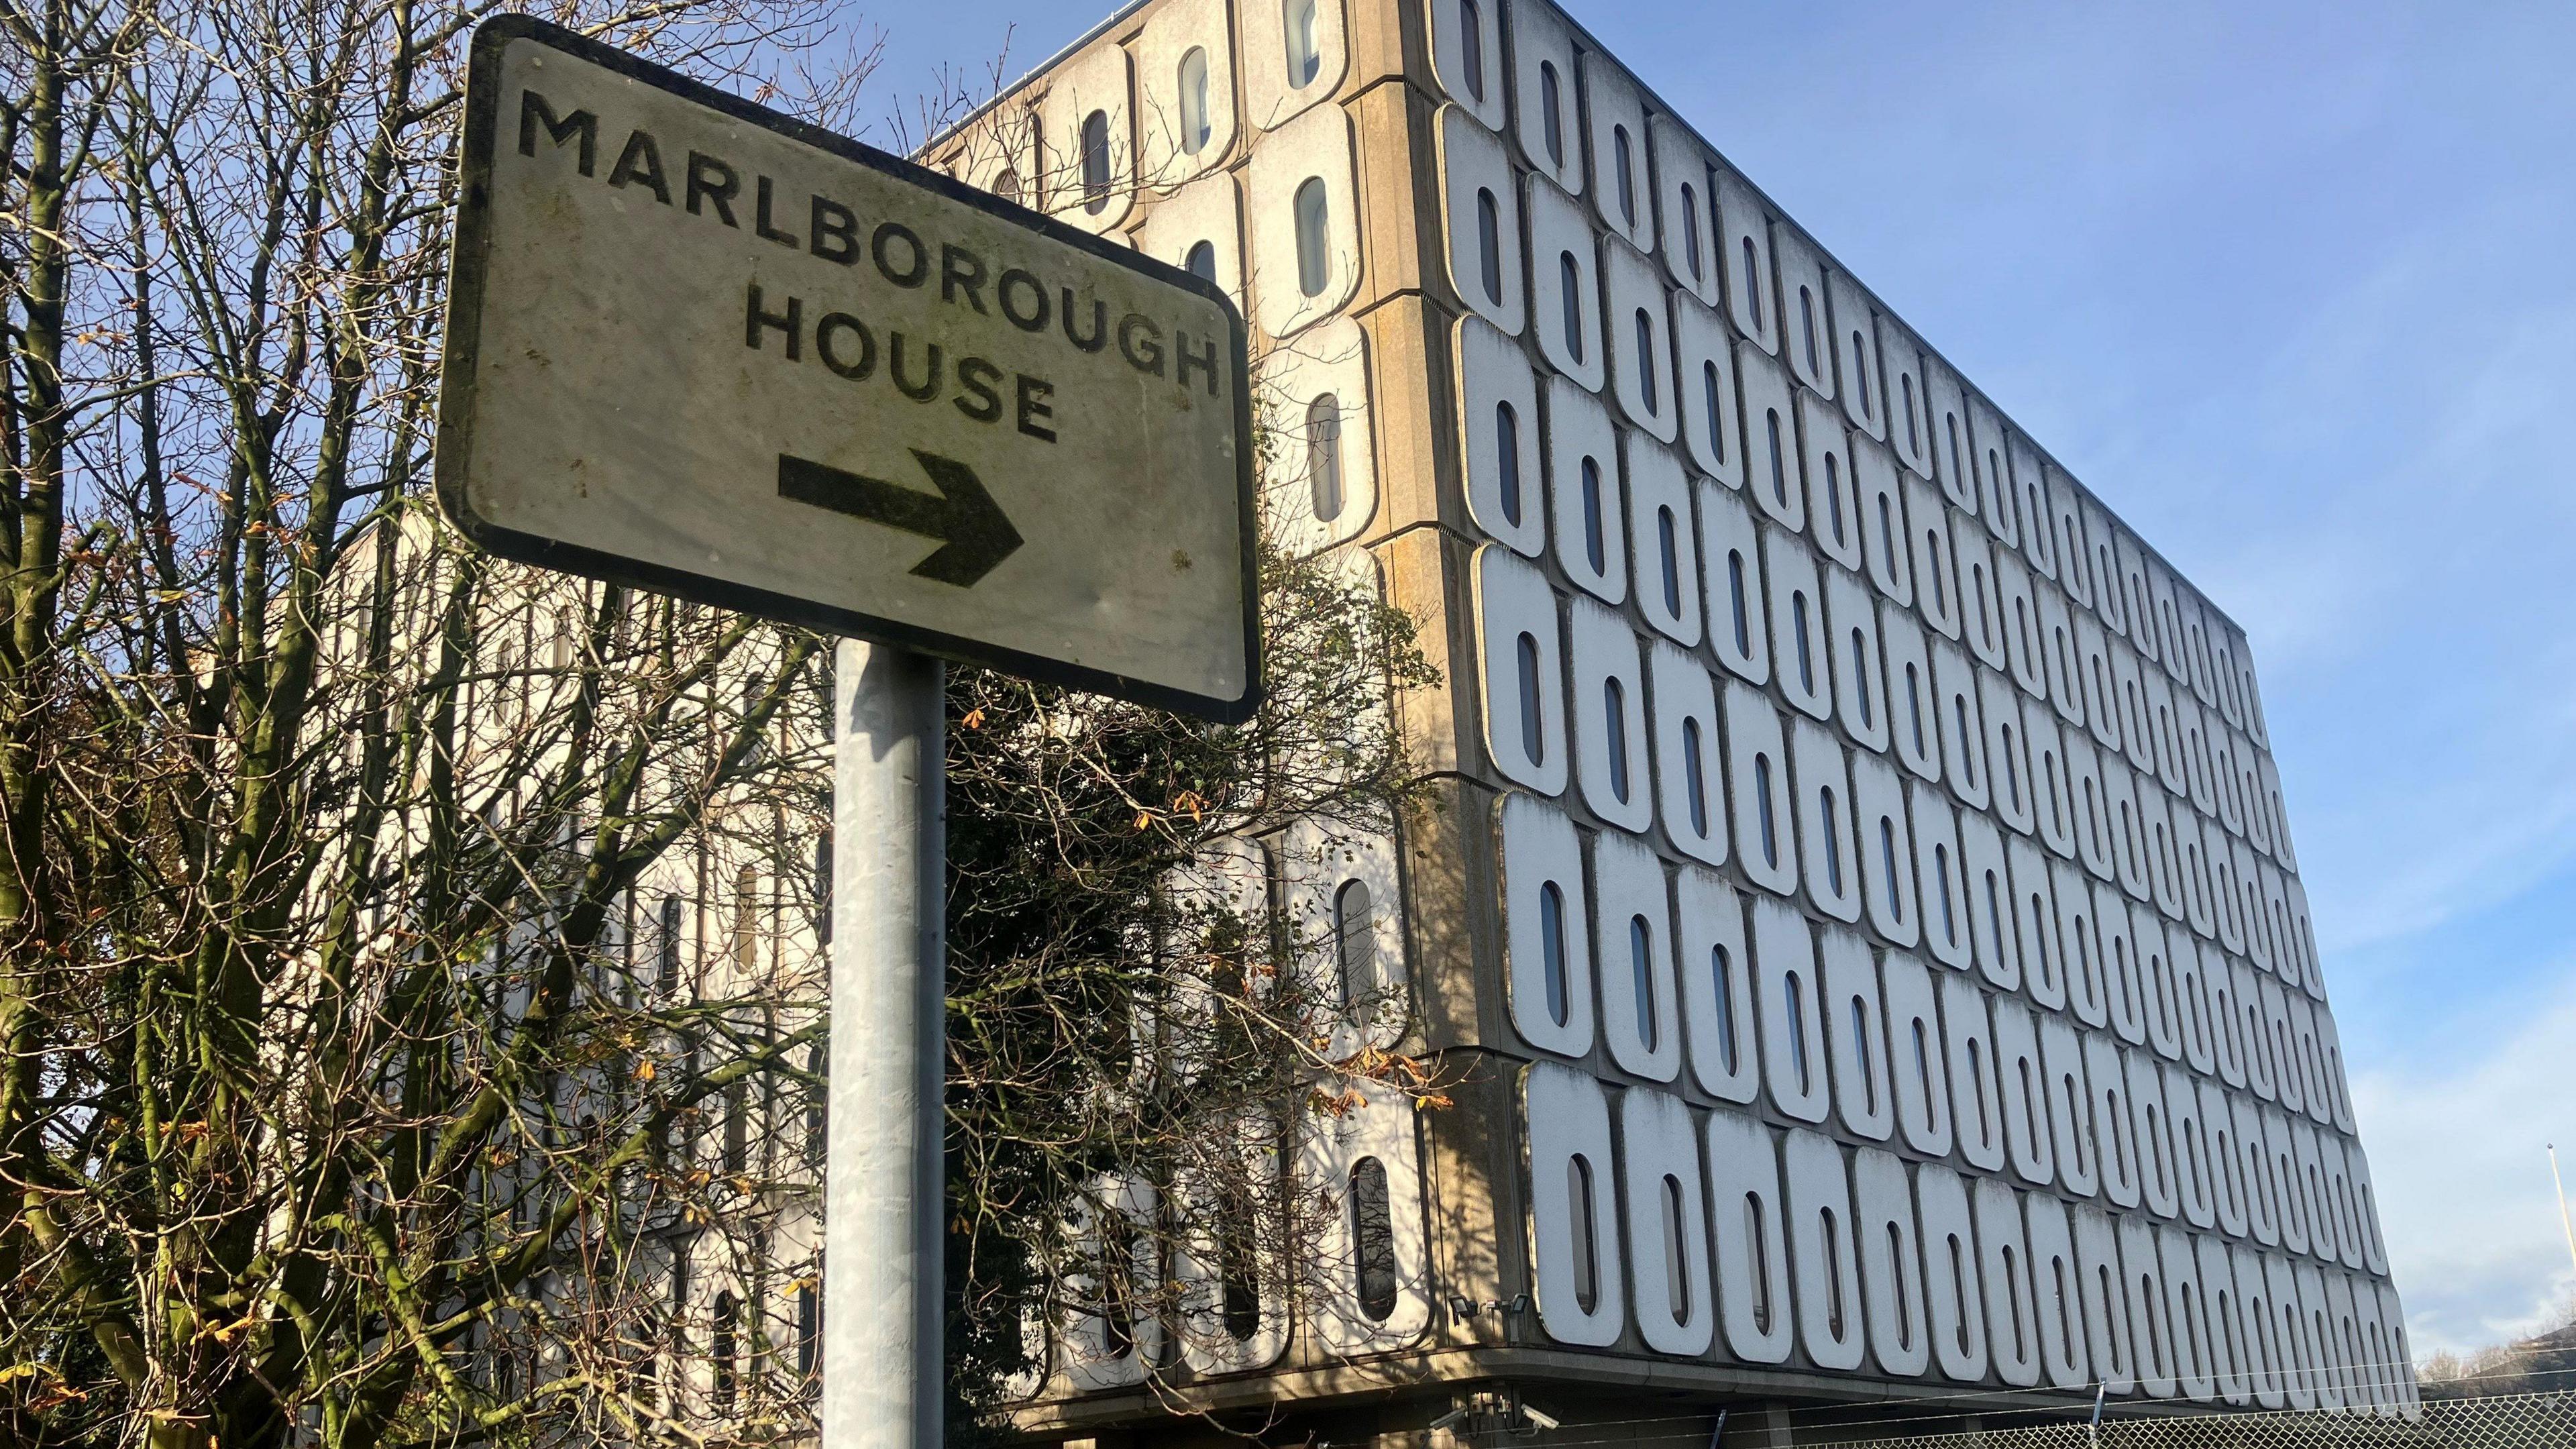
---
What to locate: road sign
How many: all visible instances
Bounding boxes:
[438,16,1260,721]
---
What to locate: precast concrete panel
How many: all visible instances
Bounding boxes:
[1136,170,1246,311]
[2378,1281,2422,1413]
[1883,605,1941,784]
[1853,1148,1931,1377]
[1974,1178,2045,1387]
[2234,1093,2282,1246]
[1474,547,1568,794]
[1605,238,1680,440]
[1935,641,1993,812]
[1993,1001,2056,1189]
[1649,639,1728,866]
[2292,1261,2347,1411]
[1305,1078,1433,1354]
[2123,1051,2176,1220]
[2008,836,2067,1012]
[2206,947,2251,1089]
[1521,1063,1625,1346]
[1827,570,1892,756]
[1792,722,1864,925]
[1853,753,1919,947]
[1527,180,1605,390]
[1676,865,1762,1104]
[2288,996,2332,1128]
[1939,971,2008,1173]
[2046,470,2092,608]
[2025,1193,2090,1390]
[2073,1205,2137,1395]
[1703,485,1771,684]
[2262,1109,2310,1257]
[1753,898,1831,1122]
[1918,1166,1992,1383]
[2146,563,2191,687]
[1713,166,1780,354]
[1771,226,1837,401]
[1882,952,1953,1157]
[2343,1142,2389,1274]
[1723,681,1799,896]
[1785,1128,1868,1371]
[2265,1253,2320,1411]
[2258,754,2299,874]
[1456,315,1546,553]
[2165,1063,2217,1229]
[1766,530,1833,722]
[1909,476,1966,641]
[1548,374,1625,603]
[1593,830,1682,1083]
[2006,435,2057,581]
[1706,1108,1796,1362]
[1136,0,1236,191]
[1911,784,1974,970]
[1277,818,1407,1059]
[1800,391,1866,574]
[1881,320,1935,479]
[2141,907,2189,1063]
[1960,812,2019,991]
[2070,735,2117,883]
[1061,1173,1163,1390]
[2158,1225,2218,1403]
[2040,588,2086,729]
[1497,791,1594,1058]
[2255,974,2300,1114]
[2111,640,2157,777]
[1924,356,1978,513]
[1568,595,1652,833]
[1828,271,1888,443]
[2040,1017,2100,1200]
[1263,317,1377,555]
[1438,107,1527,335]
[2196,1232,2253,1405]
[1672,300,1743,486]
[2118,1214,2180,1400]
[1628,436,1701,645]
[1426,0,1505,129]
[1821,928,1896,1142]
[2205,1080,2252,1238]
[1242,0,1347,132]
[1966,397,2021,548]
[1619,1085,1717,1356]
[1038,44,1138,234]
[1997,554,2048,700]
[1980,671,2037,837]
[2028,702,2080,863]
[2289,1121,2337,1267]
[1173,1126,1289,1374]
[1743,344,1805,531]
[2238,1245,2296,1409]
[1244,103,1360,335]
[2323,1272,2373,1413]
[1650,117,1721,305]
[2077,614,2124,756]
[2057,858,2108,1028]
[2175,810,2218,943]
[1507,0,1581,192]
[2135,785,2185,924]
[2343,1271,2397,1417]
[1580,53,1654,250]
[2099,881,2146,1044]
[2112,533,2160,665]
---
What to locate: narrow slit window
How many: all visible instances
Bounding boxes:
[1728,552,1753,657]
[1756,755,1780,867]
[1902,374,1920,453]
[1577,458,1611,574]
[1877,494,1899,576]
[1853,627,1875,724]
[1560,252,1586,361]
[1793,593,1816,694]
[1496,401,1523,526]
[1080,110,1112,215]
[1703,362,1727,462]
[1515,631,1546,765]
[1635,309,1660,411]
[1185,239,1217,281]
[1540,880,1570,1026]
[1306,392,1345,523]
[1568,1153,1601,1311]
[1880,818,1904,923]
[1178,49,1213,154]
[1295,178,1331,297]
[1850,329,1872,412]
[1477,189,1504,305]
[1825,455,1848,545]
[1614,125,1638,227]
[1333,877,1375,1010]
[1748,1195,1776,1332]
[1658,507,1683,617]
[1539,62,1565,167]
[1948,1236,1973,1354]
[1905,663,1927,757]
[1969,1038,1992,1147]
[1911,1020,1935,1130]
[1741,237,1764,329]
[1680,185,1704,278]
[1459,0,1486,101]
[1682,718,1711,837]
[1630,915,1658,1051]
[1850,994,1876,1114]
[1766,410,1788,506]
[1350,1157,1399,1321]
[1821,1207,1849,1337]
[1662,1175,1692,1319]
[1712,945,1740,1073]
[1934,844,1958,945]
[1821,786,1845,895]
[1605,676,1632,803]
[1285,0,1323,88]
[1799,286,1820,377]
[1785,969,1812,1094]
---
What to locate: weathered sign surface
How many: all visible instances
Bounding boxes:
[438,17,1259,719]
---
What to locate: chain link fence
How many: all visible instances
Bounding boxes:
[1799,1393,2576,1449]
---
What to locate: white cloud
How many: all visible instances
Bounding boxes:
[2352,973,2576,1356]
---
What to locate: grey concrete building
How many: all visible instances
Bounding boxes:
[923,0,2418,1439]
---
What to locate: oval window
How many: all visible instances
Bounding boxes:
[1476,189,1504,305]
[1295,178,1331,297]
[1306,392,1345,522]
[1495,401,1523,526]
[1080,110,1111,215]
[1333,877,1374,1009]
[1349,1156,1399,1322]
[1285,0,1323,88]
[1177,48,1213,155]
[1185,239,1217,282]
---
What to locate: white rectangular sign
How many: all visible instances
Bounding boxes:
[438,17,1259,720]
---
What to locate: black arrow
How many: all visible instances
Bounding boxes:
[775,449,1025,588]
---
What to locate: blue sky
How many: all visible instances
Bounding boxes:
[851,0,2576,1355]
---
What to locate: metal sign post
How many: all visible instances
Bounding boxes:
[826,641,945,1448]
[434,17,1258,1446]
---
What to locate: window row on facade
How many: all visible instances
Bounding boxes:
[1429,17,2269,752]
[1521,1062,2416,1413]
[1452,311,2290,864]
[1495,796,2369,1234]
[1475,553,2323,1017]
[1046,1077,1429,1393]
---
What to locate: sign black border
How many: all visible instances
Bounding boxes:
[437,14,1263,724]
